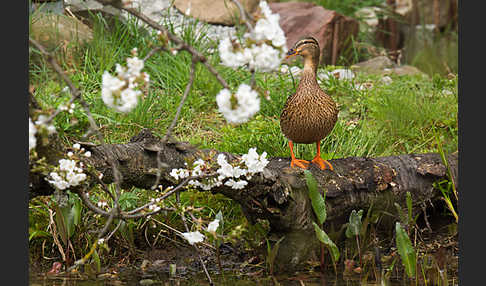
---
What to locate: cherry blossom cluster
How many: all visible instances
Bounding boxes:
[29,118,37,152]
[218,1,287,73]
[216,83,260,124]
[101,48,150,113]
[29,115,58,152]
[46,143,90,190]
[181,218,220,245]
[170,147,269,191]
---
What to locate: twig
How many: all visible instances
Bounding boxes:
[48,208,67,262]
[177,193,214,286]
[29,37,104,144]
[95,0,230,90]
[231,0,255,33]
[249,69,256,89]
[105,220,123,241]
[143,46,164,61]
[163,58,197,142]
[128,173,215,215]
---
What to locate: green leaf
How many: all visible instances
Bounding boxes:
[345,209,363,238]
[406,192,413,224]
[266,236,285,275]
[312,222,340,262]
[54,205,68,246]
[215,210,224,235]
[92,249,101,273]
[29,230,51,241]
[394,202,408,226]
[61,204,76,239]
[395,222,416,278]
[72,197,82,228]
[304,170,327,225]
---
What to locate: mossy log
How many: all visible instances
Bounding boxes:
[29,129,458,272]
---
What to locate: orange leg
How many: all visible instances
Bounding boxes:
[311,141,334,171]
[289,141,309,169]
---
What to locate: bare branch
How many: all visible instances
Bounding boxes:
[231,0,255,33]
[95,0,230,90]
[29,37,104,144]
[177,193,214,285]
[163,58,197,142]
[143,46,164,62]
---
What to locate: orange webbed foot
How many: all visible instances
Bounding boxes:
[311,156,334,171]
[290,158,310,169]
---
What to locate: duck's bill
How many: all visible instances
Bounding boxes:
[286,49,298,59]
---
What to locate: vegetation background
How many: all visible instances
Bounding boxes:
[28,0,458,283]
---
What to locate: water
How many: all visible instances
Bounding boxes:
[31,271,454,286]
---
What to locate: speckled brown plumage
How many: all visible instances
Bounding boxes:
[280,36,338,170]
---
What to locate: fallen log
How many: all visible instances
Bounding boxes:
[29,129,458,271]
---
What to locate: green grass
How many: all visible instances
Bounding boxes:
[29,10,457,262]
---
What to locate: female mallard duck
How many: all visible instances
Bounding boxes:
[280,36,338,170]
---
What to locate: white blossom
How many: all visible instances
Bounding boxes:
[29,117,37,151]
[248,43,283,72]
[251,1,286,48]
[224,179,248,189]
[182,231,205,245]
[218,37,253,69]
[101,54,148,113]
[97,200,108,208]
[242,147,269,174]
[65,171,87,186]
[216,84,260,124]
[171,148,268,192]
[59,159,76,172]
[125,56,145,80]
[73,143,81,150]
[47,158,87,190]
[148,204,161,212]
[35,115,56,134]
[170,168,190,180]
[207,219,220,233]
[217,1,286,72]
[84,151,92,157]
[48,172,70,190]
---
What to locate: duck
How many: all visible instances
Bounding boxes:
[280,36,338,170]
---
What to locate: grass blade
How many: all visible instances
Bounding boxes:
[395,222,416,279]
[313,222,340,262]
[304,170,327,225]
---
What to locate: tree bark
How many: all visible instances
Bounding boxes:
[29,129,458,271]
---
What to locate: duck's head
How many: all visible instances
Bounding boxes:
[286,36,320,61]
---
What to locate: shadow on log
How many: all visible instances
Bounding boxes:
[29,129,458,272]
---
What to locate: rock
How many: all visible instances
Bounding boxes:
[390,65,426,76]
[269,1,359,65]
[30,0,64,14]
[351,56,395,74]
[66,0,238,44]
[352,56,427,77]
[354,6,381,29]
[173,0,259,26]
[30,12,93,54]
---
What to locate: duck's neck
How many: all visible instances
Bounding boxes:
[297,56,319,91]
